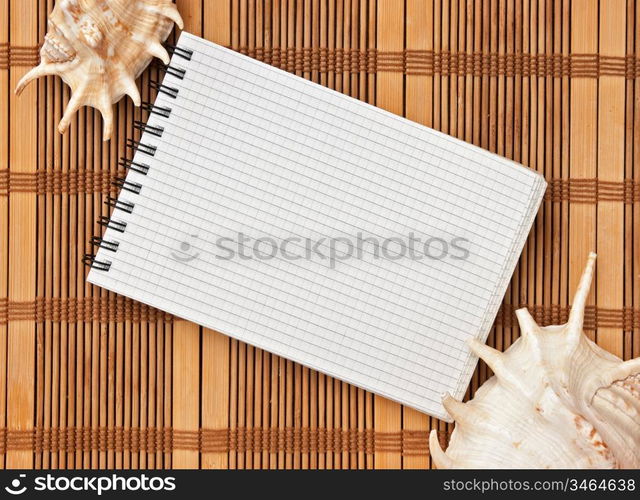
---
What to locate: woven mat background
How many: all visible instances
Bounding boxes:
[1,0,639,469]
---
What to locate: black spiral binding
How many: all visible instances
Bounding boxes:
[105,195,135,214]
[141,102,172,118]
[119,157,150,175]
[133,120,164,138]
[156,63,186,80]
[91,236,120,252]
[166,45,193,61]
[84,43,194,273]
[150,80,180,98]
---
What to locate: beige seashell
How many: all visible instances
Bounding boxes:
[15,0,184,140]
[430,253,640,469]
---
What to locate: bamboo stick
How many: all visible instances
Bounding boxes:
[99,105,110,470]
[117,85,131,471]
[294,0,306,471]
[623,0,634,365]
[236,167,246,469]
[495,0,506,360]
[171,0,203,470]
[559,0,569,344]
[228,0,241,472]
[549,0,561,346]
[634,0,640,363]
[365,0,375,470]
[534,0,545,334]
[33,0,47,470]
[348,0,358,471]
[201,0,232,469]
[7,0,38,469]
[403,0,432,470]
[139,67,152,466]
[254,1,265,471]
[516,0,530,428]
[355,0,368,471]
[302,0,313,471]
[85,106,95,470]
[262,2,274,470]
[569,0,597,341]
[66,68,78,470]
[51,31,63,470]
[277,356,285,468]
[269,347,278,468]
[374,0,403,469]
[468,0,481,454]
[60,82,71,470]
[596,1,625,359]
[284,0,296,471]
[0,0,7,471]
[253,346,263,468]
[541,0,552,334]
[262,348,271,468]
[76,101,87,469]
[333,0,349,469]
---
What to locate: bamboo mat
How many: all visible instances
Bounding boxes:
[1,0,639,469]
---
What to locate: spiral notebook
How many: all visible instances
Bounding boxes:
[86,31,546,420]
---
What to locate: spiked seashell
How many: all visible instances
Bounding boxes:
[15,0,184,140]
[430,253,640,469]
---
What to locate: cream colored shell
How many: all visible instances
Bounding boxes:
[15,0,183,140]
[430,253,640,469]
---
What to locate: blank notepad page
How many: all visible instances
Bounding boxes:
[88,32,546,420]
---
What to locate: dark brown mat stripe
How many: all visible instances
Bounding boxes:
[0,297,173,324]
[544,178,640,204]
[0,427,448,455]
[2,297,639,329]
[0,169,127,195]
[2,44,640,78]
[495,304,640,331]
[7,45,40,68]
[3,169,639,204]
[0,42,9,70]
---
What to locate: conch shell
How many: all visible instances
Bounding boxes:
[15,0,183,140]
[430,253,640,468]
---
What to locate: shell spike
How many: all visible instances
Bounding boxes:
[97,97,114,141]
[160,5,184,30]
[468,338,525,390]
[468,338,505,375]
[429,430,455,469]
[122,75,141,106]
[515,308,539,338]
[567,252,596,335]
[147,41,171,65]
[15,63,55,95]
[443,394,473,425]
[58,88,87,134]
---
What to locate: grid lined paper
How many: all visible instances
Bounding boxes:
[88,32,546,420]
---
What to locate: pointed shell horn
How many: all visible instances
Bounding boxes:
[58,89,87,134]
[567,252,597,336]
[515,308,539,337]
[442,394,470,424]
[15,63,56,95]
